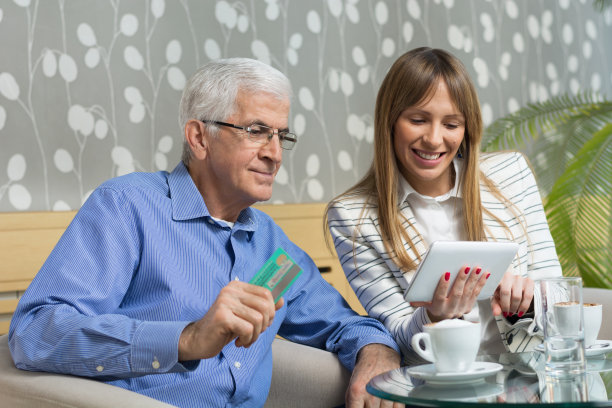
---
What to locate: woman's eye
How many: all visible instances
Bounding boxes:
[445,123,460,129]
[410,118,425,124]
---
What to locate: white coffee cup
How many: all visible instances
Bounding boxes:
[553,301,582,337]
[411,319,481,373]
[583,303,602,347]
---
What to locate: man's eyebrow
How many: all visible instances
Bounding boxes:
[250,119,290,132]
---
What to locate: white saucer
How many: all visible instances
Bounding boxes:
[406,362,503,385]
[585,340,612,357]
[535,340,612,357]
[409,382,504,401]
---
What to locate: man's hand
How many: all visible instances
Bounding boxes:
[178,280,283,361]
[345,344,402,408]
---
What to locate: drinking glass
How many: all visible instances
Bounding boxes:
[537,277,587,378]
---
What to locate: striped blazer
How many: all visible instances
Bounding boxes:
[327,152,562,361]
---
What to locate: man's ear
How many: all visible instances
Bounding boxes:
[184,119,208,159]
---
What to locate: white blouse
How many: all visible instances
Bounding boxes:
[400,158,464,245]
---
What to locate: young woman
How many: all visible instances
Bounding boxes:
[326,47,562,362]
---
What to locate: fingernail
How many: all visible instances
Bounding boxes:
[485,273,491,279]
[518,311,524,317]
[445,272,450,281]
[475,267,482,275]
[503,312,508,317]
[464,267,470,274]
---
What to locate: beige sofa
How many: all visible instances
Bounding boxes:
[0,205,354,407]
[0,334,349,408]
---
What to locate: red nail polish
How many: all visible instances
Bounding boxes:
[503,312,508,317]
[485,273,491,279]
[444,272,450,281]
[518,311,524,318]
[475,267,482,275]
[464,267,470,274]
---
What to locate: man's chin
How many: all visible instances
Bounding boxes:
[251,187,274,203]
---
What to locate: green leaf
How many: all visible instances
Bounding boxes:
[545,123,612,288]
[483,94,612,196]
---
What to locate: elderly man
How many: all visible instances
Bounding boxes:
[9,58,400,407]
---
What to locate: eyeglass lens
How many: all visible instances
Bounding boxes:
[248,124,296,150]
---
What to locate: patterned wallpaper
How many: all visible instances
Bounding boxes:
[0,0,611,212]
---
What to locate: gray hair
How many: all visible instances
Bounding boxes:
[179,58,292,166]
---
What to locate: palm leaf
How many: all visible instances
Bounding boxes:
[482,93,606,151]
[593,0,612,11]
[543,123,612,288]
[482,94,612,196]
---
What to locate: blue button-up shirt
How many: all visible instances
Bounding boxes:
[9,162,398,407]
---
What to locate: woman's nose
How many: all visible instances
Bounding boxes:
[422,123,443,147]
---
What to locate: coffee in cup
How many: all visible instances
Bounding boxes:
[583,303,602,347]
[411,318,481,373]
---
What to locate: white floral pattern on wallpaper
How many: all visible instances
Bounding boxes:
[0,0,611,211]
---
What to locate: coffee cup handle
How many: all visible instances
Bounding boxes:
[411,332,435,363]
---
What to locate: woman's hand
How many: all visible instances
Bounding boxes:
[490,272,534,318]
[410,266,489,322]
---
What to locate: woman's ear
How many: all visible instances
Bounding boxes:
[184,119,208,159]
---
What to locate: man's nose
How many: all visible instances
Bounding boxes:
[260,133,283,162]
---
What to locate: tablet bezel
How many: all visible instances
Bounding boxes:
[403,240,519,303]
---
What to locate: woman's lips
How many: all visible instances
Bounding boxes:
[413,149,446,165]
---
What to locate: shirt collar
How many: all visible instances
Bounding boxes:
[168,162,258,232]
[397,157,463,205]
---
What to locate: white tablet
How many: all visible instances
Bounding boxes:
[403,240,519,303]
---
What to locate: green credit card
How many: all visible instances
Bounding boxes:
[250,248,302,302]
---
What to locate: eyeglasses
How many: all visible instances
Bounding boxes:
[200,120,297,150]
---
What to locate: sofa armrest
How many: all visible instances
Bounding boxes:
[265,338,350,408]
[0,335,176,408]
[2,334,350,407]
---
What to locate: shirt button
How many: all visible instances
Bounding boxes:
[207,219,214,225]
[234,277,240,281]
[234,361,241,368]
[152,360,160,369]
[96,365,104,372]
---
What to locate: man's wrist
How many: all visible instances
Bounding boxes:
[356,343,400,364]
[178,322,195,361]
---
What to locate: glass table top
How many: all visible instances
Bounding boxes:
[367,348,612,407]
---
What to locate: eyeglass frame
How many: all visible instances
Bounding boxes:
[199,119,297,150]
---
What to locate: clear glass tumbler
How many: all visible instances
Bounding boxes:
[538,277,586,378]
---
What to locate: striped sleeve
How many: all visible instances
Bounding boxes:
[482,152,562,280]
[327,200,429,364]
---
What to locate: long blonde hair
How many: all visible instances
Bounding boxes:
[326,47,521,272]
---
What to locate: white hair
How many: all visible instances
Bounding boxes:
[179,58,292,165]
